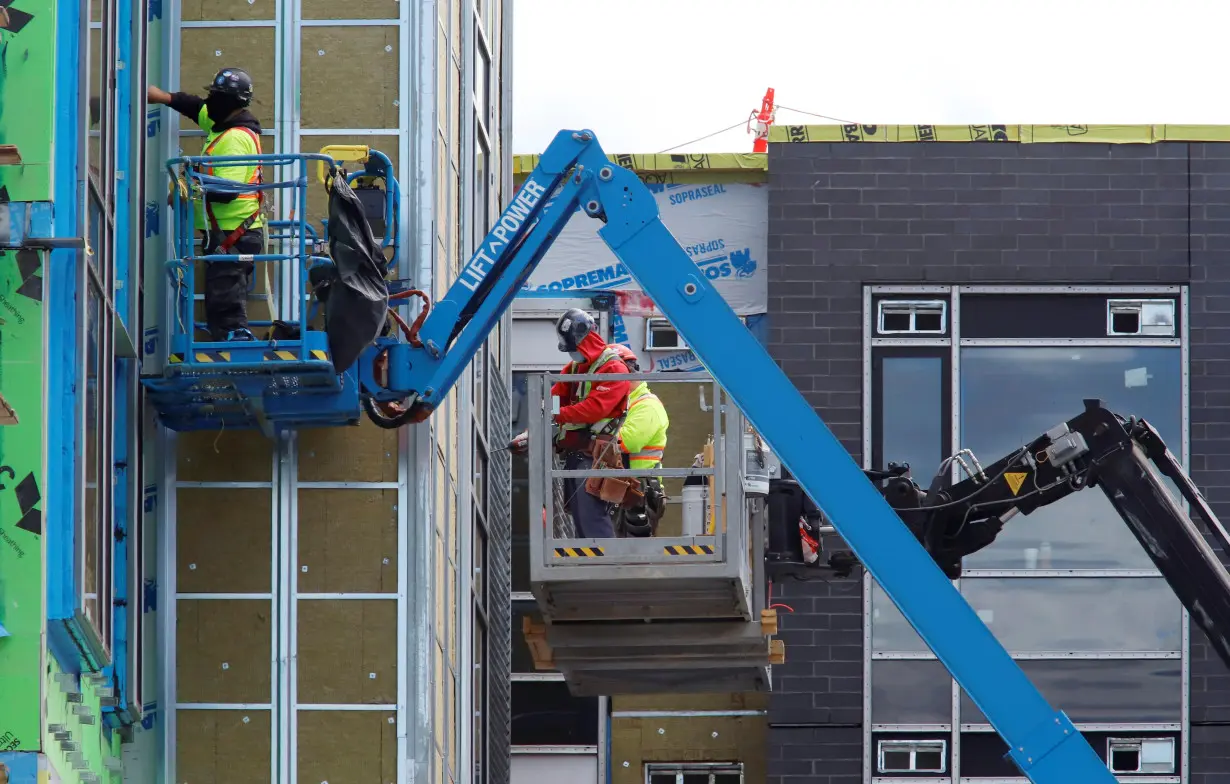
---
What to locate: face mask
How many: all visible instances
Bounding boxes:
[569,351,586,363]
[205,92,242,124]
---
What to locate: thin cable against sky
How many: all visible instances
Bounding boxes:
[657,121,747,154]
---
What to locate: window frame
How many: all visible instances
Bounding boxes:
[861,285,1191,778]
[644,762,745,784]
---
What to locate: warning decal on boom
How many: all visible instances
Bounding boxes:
[1004,472,1027,496]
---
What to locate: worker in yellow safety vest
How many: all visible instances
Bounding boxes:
[611,344,669,537]
[148,68,264,342]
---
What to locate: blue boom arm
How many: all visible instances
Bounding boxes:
[360,130,1115,783]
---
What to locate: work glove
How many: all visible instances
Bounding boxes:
[508,431,529,456]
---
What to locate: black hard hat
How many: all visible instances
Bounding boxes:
[206,68,254,104]
[555,308,595,353]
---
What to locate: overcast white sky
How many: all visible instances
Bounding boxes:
[512,0,1230,155]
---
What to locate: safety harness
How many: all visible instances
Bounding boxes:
[200,125,264,253]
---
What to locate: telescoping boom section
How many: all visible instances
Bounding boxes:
[885,398,1230,672]
[360,129,1123,782]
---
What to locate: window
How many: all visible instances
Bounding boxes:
[871,350,947,478]
[82,272,114,652]
[473,612,486,784]
[960,346,1182,569]
[1107,737,1176,774]
[1107,299,1176,337]
[864,286,1189,759]
[961,659,1182,724]
[876,299,947,335]
[877,739,946,773]
[870,660,951,725]
[472,122,490,256]
[644,318,687,351]
[510,681,599,746]
[645,763,743,784]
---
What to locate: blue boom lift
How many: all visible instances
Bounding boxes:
[143,130,1230,783]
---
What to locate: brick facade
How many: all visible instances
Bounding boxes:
[765,139,1230,782]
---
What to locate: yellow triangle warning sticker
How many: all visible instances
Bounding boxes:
[1004,472,1027,496]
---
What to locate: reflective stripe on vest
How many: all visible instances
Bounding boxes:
[558,346,624,434]
[202,126,263,201]
[625,392,666,466]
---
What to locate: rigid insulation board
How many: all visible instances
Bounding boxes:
[610,715,767,784]
[299,27,400,129]
[0,250,45,752]
[177,28,276,132]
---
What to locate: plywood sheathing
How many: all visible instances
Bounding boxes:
[302,0,400,20]
[297,489,398,593]
[177,710,272,784]
[177,599,272,703]
[297,711,397,783]
[179,28,277,131]
[180,0,275,22]
[177,429,273,481]
[296,600,397,704]
[300,27,400,129]
[177,488,273,594]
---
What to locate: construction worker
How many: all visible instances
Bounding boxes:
[611,344,669,537]
[148,68,264,342]
[510,308,631,539]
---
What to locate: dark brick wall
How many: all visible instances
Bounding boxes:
[765,140,1230,782]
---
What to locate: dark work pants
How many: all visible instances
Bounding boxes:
[201,228,262,341]
[562,451,616,539]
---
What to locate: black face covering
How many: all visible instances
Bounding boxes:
[205,92,244,125]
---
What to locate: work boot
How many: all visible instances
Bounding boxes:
[226,328,255,342]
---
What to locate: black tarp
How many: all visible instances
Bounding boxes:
[318,174,389,374]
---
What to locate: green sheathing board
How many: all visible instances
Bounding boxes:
[0,0,55,201]
[44,657,121,784]
[0,249,45,751]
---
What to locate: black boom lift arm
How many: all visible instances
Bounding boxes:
[879,398,1230,669]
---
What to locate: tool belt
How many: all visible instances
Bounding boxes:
[584,434,645,507]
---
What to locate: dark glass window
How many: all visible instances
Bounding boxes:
[870,660,951,724]
[510,681,599,746]
[873,352,947,477]
[961,578,1181,653]
[960,347,1182,569]
[870,579,925,653]
[962,659,1182,723]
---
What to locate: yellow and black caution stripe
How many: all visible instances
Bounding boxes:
[663,544,715,556]
[169,349,329,364]
[264,349,329,361]
[553,546,605,558]
[169,351,231,364]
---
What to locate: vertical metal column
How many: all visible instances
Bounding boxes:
[948,286,962,783]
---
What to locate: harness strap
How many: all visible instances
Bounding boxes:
[200,126,264,253]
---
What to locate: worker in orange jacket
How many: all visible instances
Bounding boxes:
[510,308,630,538]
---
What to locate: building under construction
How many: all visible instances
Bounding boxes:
[4,0,1230,782]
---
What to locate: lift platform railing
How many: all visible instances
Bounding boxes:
[164,152,336,369]
[526,370,761,624]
